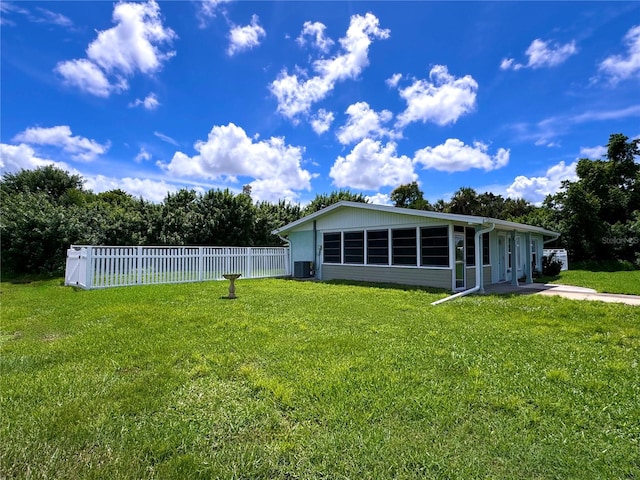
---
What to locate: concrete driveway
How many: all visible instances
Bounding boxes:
[519,283,640,306]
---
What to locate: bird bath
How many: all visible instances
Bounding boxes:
[222,273,241,299]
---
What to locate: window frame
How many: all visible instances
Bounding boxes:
[366,229,389,265]
[420,226,449,267]
[391,228,418,266]
[343,231,365,264]
[323,232,342,264]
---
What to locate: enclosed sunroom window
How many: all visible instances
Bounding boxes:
[367,230,389,265]
[421,226,449,267]
[343,231,364,264]
[392,228,417,266]
[323,232,341,263]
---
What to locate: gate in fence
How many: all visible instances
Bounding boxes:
[65,245,291,289]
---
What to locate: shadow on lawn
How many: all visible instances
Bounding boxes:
[320,279,449,295]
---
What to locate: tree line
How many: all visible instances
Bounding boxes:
[1,133,637,275]
[386,133,639,267]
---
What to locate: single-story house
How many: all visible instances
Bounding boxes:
[273,201,560,293]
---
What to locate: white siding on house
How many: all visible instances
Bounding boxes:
[465,266,493,289]
[289,230,315,264]
[315,208,445,231]
[322,264,452,290]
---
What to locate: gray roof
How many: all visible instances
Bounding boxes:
[273,201,560,238]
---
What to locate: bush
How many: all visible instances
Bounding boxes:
[542,253,563,276]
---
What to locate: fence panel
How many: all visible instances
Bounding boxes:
[65,245,290,289]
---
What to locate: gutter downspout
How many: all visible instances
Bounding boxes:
[431,222,496,306]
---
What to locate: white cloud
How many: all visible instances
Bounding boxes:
[160,123,313,202]
[0,143,75,173]
[395,65,478,128]
[501,38,577,70]
[499,58,517,71]
[135,147,152,162]
[1,4,73,28]
[270,13,390,120]
[414,139,509,173]
[580,145,607,159]
[129,93,160,110]
[55,0,175,97]
[507,160,577,205]
[385,73,402,88]
[599,25,640,83]
[296,21,335,53]
[84,175,177,202]
[197,0,231,28]
[55,59,119,98]
[330,139,416,190]
[227,15,266,56]
[12,125,109,162]
[86,0,176,74]
[336,101,397,145]
[310,109,335,135]
[33,7,73,28]
[366,192,392,205]
[154,131,179,146]
[510,105,640,145]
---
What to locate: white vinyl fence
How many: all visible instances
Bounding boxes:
[65,245,290,289]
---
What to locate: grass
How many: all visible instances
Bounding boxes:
[2,278,639,479]
[538,261,640,295]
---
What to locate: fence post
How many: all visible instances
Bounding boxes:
[247,247,252,279]
[137,246,143,284]
[85,246,93,289]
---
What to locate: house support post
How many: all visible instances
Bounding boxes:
[524,232,533,284]
[511,230,519,287]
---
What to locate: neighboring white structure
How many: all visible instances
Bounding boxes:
[274,201,560,293]
[543,248,569,271]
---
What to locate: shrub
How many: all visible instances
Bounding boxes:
[542,253,563,276]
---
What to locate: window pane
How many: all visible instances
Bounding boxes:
[465,227,475,266]
[344,231,364,264]
[421,226,449,267]
[482,232,490,265]
[323,232,341,263]
[392,228,417,266]
[367,230,389,265]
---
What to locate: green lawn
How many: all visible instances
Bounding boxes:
[540,268,640,295]
[2,278,639,479]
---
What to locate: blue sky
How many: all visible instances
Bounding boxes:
[1,1,639,205]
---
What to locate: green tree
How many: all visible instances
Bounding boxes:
[544,134,639,262]
[0,167,92,274]
[446,187,481,215]
[253,200,302,246]
[159,189,203,245]
[0,165,84,202]
[0,191,88,274]
[196,188,255,246]
[302,189,368,215]
[390,182,431,210]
